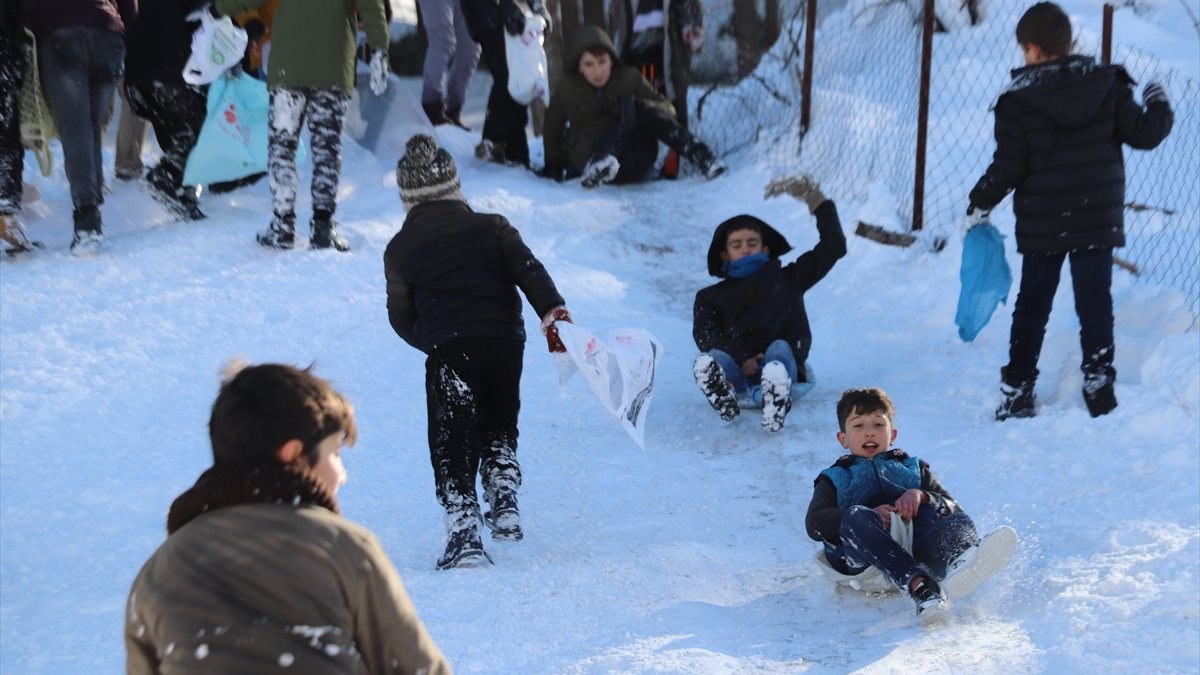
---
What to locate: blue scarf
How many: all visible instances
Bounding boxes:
[723,252,770,279]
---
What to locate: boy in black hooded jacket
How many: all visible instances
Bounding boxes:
[692,176,846,431]
[966,2,1173,420]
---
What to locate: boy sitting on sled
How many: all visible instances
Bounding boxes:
[691,176,846,431]
[806,387,1016,615]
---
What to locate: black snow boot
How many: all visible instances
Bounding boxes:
[484,486,522,541]
[436,508,492,570]
[693,354,740,421]
[1083,376,1117,418]
[310,210,350,252]
[257,213,296,250]
[995,367,1036,421]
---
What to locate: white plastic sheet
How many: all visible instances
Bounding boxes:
[555,322,663,448]
[504,13,550,106]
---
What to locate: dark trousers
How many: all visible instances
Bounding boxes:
[1006,248,1115,386]
[826,505,978,588]
[0,33,25,213]
[39,26,125,210]
[592,97,703,183]
[476,27,529,166]
[124,80,207,191]
[426,336,524,516]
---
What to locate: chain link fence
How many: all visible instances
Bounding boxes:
[686,0,1199,326]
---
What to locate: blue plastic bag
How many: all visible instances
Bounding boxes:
[184,73,270,185]
[956,222,1012,342]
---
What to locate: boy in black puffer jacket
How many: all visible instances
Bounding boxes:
[385,134,572,570]
[966,1,1173,420]
[692,176,846,432]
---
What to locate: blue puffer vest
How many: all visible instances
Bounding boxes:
[819,450,922,509]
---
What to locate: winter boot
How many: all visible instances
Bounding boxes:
[422,100,450,126]
[908,575,947,616]
[309,211,350,252]
[445,107,471,131]
[995,367,1036,421]
[483,486,523,541]
[1082,372,1117,418]
[474,139,507,164]
[580,155,620,189]
[143,171,206,222]
[436,508,492,570]
[759,361,793,432]
[70,205,105,256]
[693,354,740,421]
[683,141,726,180]
[0,213,42,255]
[941,526,1018,598]
[257,213,296,250]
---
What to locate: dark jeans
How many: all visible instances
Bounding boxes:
[0,32,25,213]
[591,97,703,184]
[825,505,979,589]
[1006,248,1115,386]
[124,80,207,191]
[39,26,125,210]
[476,27,529,166]
[426,336,524,516]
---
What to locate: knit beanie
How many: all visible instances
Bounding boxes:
[396,134,465,208]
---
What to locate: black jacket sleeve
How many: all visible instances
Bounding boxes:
[805,476,844,545]
[383,248,425,353]
[919,460,963,516]
[498,220,565,318]
[969,97,1030,211]
[1114,86,1173,150]
[692,289,724,353]
[785,200,847,292]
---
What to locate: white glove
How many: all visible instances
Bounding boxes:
[1143,80,1168,107]
[369,49,389,96]
[963,205,989,236]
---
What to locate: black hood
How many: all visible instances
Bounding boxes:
[566,24,621,71]
[1000,55,1133,130]
[706,215,793,278]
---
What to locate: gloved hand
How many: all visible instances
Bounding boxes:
[963,205,989,235]
[502,0,526,36]
[1143,80,1168,107]
[369,48,390,95]
[764,175,827,213]
[540,306,572,353]
[536,164,566,182]
[682,25,704,51]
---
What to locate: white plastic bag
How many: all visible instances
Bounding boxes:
[183,10,248,85]
[555,322,663,448]
[504,12,550,106]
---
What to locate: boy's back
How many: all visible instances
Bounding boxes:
[969,56,1173,254]
[127,503,446,674]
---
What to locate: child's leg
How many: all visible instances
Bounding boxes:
[474,338,525,536]
[839,505,926,589]
[1068,248,1116,390]
[306,88,352,221]
[762,339,798,380]
[1005,252,1067,383]
[267,86,310,227]
[706,348,750,394]
[910,506,979,580]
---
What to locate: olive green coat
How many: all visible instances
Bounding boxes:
[215,0,389,92]
[543,24,675,172]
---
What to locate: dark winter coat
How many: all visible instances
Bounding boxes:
[125,464,451,675]
[543,24,675,173]
[123,0,207,86]
[805,449,962,546]
[459,0,518,41]
[384,200,565,353]
[607,0,701,114]
[692,202,846,374]
[21,0,137,38]
[214,0,389,92]
[968,55,1173,254]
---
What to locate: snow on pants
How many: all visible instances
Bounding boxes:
[426,336,524,516]
[1006,248,1116,390]
[417,0,480,112]
[267,86,351,222]
[706,339,797,406]
[590,96,704,184]
[475,27,529,166]
[826,504,979,589]
[0,32,24,213]
[38,26,125,210]
[124,80,207,191]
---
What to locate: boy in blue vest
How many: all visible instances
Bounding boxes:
[806,388,982,615]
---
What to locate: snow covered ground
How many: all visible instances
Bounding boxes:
[2,2,1198,673]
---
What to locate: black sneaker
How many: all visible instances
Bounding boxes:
[310,218,350,252]
[483,488,523,541]
[436,512,492,570]
[693,354,740,421]
[1083,380,1117,417]
[257,215,296,250]
[909,575,947,616]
